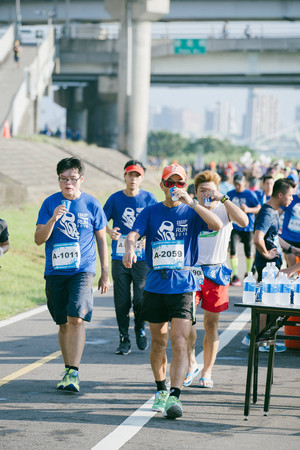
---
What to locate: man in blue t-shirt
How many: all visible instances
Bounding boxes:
[122,164,223,420]
[255,175,274,206]
[254,178,300,280]
[35,157,110,392]
[279,181,300,269]
[227,173,261,286]
[104,160,157,355]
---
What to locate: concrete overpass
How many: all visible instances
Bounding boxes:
[1,0,300,23]
[1,0,300,161]
[51,35,300,149]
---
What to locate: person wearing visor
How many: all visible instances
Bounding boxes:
[122,164,223,419]
[104,160,157,355]
[227,173,261,286]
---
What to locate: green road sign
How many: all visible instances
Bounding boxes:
[174,39,207,54]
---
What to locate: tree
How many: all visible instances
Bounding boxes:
[148,131,188,157]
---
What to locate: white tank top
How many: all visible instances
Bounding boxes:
[196,202,232,265]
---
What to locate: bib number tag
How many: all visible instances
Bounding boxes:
[52,242,80,270]
[152,240,184,270]
[288,217,300,233]
[116,235,144,258]
[191,266,204,288]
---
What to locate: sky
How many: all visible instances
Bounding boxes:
[149,86,300,131]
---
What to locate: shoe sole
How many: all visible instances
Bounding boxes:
[115,349,131,355]
[164,404,183,419]
[152,406,165,412]
[57,384,65,390]
[64,384,80,392]
[137,343,148,351]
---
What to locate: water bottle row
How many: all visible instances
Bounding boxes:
[242,262,300,306]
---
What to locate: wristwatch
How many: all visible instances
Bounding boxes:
[221,194,229,203]
[191,198,199,209]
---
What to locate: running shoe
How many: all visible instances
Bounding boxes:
[152,390,169,412]
[259,343,287,353]
[57,368,69,390]
[241,334,250,347]
[163,396,183,419]
[115,336,131,355]
[135,329,148,351]
[242,334,287,353]
[230,275,242,287]
[64,369,80,392]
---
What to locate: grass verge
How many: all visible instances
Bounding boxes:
[0,186,165,321]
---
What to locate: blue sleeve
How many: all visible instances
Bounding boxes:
[132,206,149,237]
[103,196,113,222]
[37,198,52,225]
[94,200,107,231]
[149,193,158,205]
[255,208,272,234]
[249,191,260,207]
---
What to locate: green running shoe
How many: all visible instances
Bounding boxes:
[152,390,169,412]
[57,368,69,390]
[163,395,183,419]
[64,369,80,392]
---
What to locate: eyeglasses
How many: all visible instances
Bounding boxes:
[58,176,81,184]
[162,179,186,188]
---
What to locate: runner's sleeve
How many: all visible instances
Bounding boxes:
[131,205,149,238]
[254,207,272,234]
[0,219,9,242]
[103,196,113,222]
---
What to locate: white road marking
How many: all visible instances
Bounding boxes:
[91,308,251,450]
[0,305,48,329]
[0,287,101,329]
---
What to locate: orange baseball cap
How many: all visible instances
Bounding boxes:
[161,164,187,181]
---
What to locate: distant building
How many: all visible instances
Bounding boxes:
[243,88,280,143]
[204,102,237,137]
[148,105,204,135]
[295,105,300,124]
[204,109,214,132]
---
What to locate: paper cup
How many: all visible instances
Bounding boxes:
[61,200,71,211]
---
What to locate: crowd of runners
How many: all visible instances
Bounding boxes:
[2,155,299,420]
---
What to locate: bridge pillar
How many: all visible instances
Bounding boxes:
[105,0,170,161]
[88,76,118,148]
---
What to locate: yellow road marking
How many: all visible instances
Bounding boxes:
[0,350,61,387]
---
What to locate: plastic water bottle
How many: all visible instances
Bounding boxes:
[276,273,292,306]
[293,276,300,306]
[262,262,272,280]
[242,272,256,303]
[262,272,278,305]
[270,262,279,279]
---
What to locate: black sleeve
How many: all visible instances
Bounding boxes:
[0,219,9,242]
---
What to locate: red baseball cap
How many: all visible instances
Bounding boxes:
[124,164,144,176]
[161,164,187,181]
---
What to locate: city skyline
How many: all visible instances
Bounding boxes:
[149,86,300,132]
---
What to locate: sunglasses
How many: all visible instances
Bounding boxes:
[162,179,186,188]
